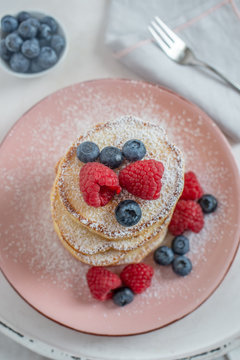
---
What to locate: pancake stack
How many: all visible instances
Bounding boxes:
[51,115,184,266]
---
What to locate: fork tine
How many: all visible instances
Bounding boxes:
[148,26,170,53]
[150,20,173,47]
[155,16,180,42]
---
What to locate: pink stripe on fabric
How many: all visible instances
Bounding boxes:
[113,39,152,59]
[173,0,230,32]
[112,0,239,60]
[230,0,240,18]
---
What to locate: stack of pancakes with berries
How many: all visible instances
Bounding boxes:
[51,115,185,266]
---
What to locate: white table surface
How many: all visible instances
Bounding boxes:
[0,1,240,360]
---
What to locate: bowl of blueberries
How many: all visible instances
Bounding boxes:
[0,11,67,76]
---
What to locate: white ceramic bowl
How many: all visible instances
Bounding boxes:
[0,11,67,78]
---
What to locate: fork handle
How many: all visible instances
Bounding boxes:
[191,58,240,92]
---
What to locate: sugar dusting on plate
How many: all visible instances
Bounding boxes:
[0,80,237,311]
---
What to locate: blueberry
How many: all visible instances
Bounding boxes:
[27,17,40,29]
[9,53,30,73]
[21,39,40,59]
[115,200,142,227]
[76,141,100,163]
[40,16,58,33]
[1,15,18,33]
[5,33,23,52]
[122,139,146,161]
[50,34,65,54]
[198,194,218,214]
[17,11,31,23]
[38,24,52,42]
[29,59,42,73]
[172,235,190,255]
[113,287,134,307]
[38,38,50,47]
[99,146,123,169]
[18,19,38,39]
[37,46,57,69]
[0,39,12,61]
[172,256,192,276]
[154,246,174,265]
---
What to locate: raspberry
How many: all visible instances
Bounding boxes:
[169,200,204,236]
[86,267,122,301]
[119,159,164,200]
[79,162,121,207]
[120,263,154,294]
[181,171,203,200]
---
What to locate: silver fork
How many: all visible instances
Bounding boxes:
[148,16,240,92]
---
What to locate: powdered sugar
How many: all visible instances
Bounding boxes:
[0,80,239,317]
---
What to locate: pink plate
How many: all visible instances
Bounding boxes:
[0,79,240,336]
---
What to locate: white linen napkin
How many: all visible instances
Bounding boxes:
[105,0,240,141]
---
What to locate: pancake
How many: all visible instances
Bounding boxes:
[53,214,169,266]
[51,181,172,255]
[57,115,184,241]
